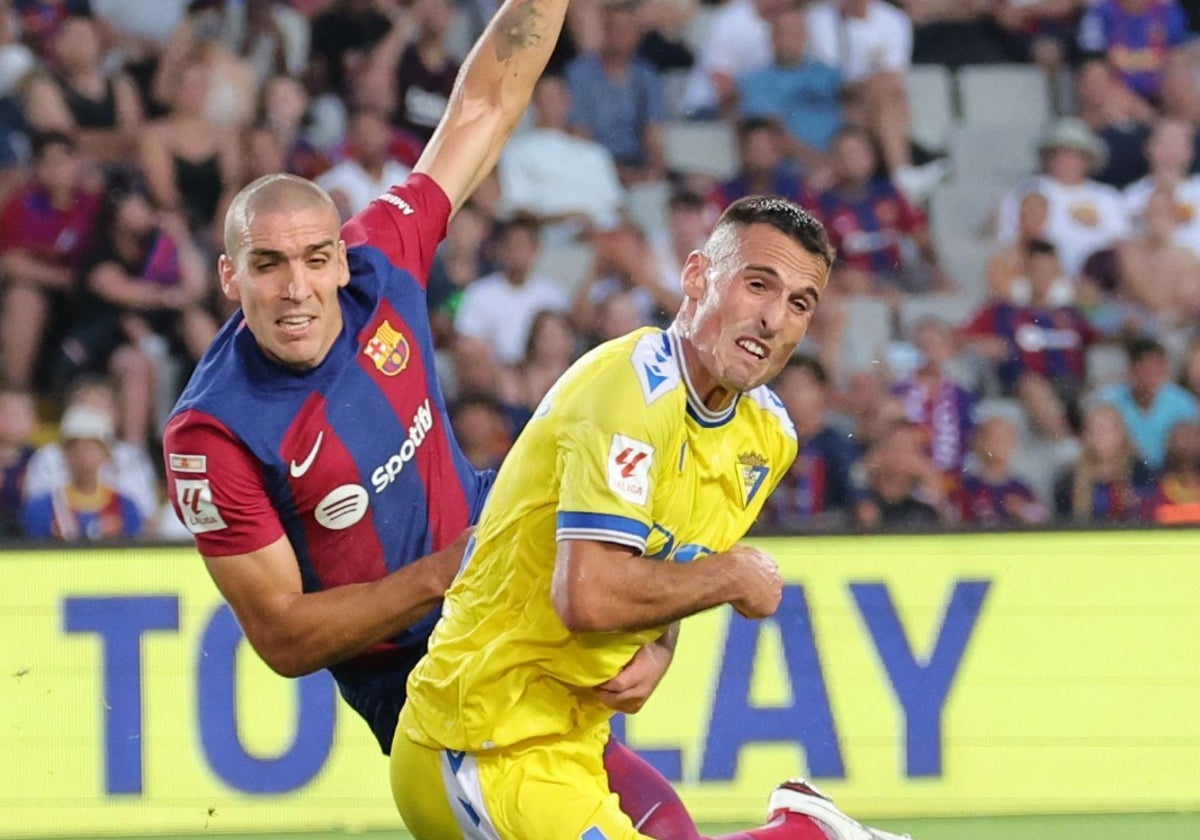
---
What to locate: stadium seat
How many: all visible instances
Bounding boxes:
[662,69,691,120]
[936,239,992,305]
[626,181,670,240]
[906,64,955,154]
[897,292,979,335]
[533,242,595,294]
[662,120,739,180]
[839,297,893,373]
[929,181,1005,246]
[957,64,1053,129]
[1086,343,1130,389]
[946,121,1043,188]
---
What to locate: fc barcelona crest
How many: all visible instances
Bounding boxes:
[738,451,770,509]
[364,320,411,376]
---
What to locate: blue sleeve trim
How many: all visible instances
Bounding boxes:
[556,511,650,542]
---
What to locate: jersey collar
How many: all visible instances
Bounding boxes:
[666,326,740,428]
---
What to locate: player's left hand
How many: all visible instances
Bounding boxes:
[594,640,673,714]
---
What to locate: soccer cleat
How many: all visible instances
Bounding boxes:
[767,780,912,840]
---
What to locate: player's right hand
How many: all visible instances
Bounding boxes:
[725,544,783,619]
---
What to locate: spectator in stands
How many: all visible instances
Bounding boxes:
[990,0,1080,89]
[566,0,667,185]
[681,0,782,115]
[1179,335,1200,402]
[762,355,863,531]
[1074,57,1154,189]
[1123,117,1200,257]
[1053,401,1154,521]
[307,0,394,97]
[571,223,681,336]
[1097,335,1199,472]
[381,0,459,143]
[1113,186,1200,328]
[593,287,647,344]
[498,74,626,239]
[259,74,329,180]
[1143,420,1200,523]
[905,0,1019,70]
[855,420,948,529]
[22,15,145,164]
[514,309,578,412]
[1076,0,1188,106]
[56,181,218,446]
[239,120,288,185]
[0,130,101,391]
[228,0,310,83]
[636,0,696,72]
[986,191,1072,304]
[0,385,36,539]
[962,238,1095,441]
[812,125,948,296]
[997,117,1130,279]
[450,394,515,471]
[139,58,241,241]
[955,414,1048,525]
[709,117,806,210]
[317,105,412,220]
[648,188,711,288]
[806,0,947,203]
[736,5,842,182]
[455,218,570,366]
[891,317,977,475]
[20,404,143,540]
[428,202,493,345]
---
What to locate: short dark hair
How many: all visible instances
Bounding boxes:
[1126,334,1167,364]
[1026,238,1057,257]
[784,353,828,386]
[736,116,777,142]
[712,195,835,269]
[31,131,74,160]
[493,216,541,242]
[668,188,705,213]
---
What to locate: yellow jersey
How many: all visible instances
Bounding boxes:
[402,327,798,752]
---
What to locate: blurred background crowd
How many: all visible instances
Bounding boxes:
[1,0,1200,542]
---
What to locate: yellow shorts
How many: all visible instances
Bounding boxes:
[391,708,650,840]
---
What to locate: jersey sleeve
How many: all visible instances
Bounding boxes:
[340,172,451,290]
[553,353,677,554]
[162,409,285,557]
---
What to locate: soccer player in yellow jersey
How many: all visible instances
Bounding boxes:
[393,197,912,840]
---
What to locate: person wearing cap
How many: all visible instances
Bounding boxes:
[997,116,1131,280]
[20,405,144,541]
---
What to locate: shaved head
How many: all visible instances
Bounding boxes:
[224,174,340,259]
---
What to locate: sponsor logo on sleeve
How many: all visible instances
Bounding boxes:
[363,320,412,376]
[175,479,227,534]
[168,453,207,473]
[607,434,655,506]
[378,192,414,215]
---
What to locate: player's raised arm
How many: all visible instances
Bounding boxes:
[413,0,568,214]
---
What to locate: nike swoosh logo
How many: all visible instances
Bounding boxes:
[289,431,324,478]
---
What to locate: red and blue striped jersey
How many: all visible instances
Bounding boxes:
[962,302,1095,393]
[162,174,492,749]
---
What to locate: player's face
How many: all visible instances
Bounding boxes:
[681,223,826,404]
[220,203,350,370]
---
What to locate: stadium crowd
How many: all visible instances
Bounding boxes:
[2,0,1200,542]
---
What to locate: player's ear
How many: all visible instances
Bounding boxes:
[218,254,241,302]
[336,239,351,288]
[680,250,708,302]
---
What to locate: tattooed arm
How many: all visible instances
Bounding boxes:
[413,0,568,216]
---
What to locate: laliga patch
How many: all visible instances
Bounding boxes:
[169,453,207,473]
[175,479,227,534]
[607,435,655,506]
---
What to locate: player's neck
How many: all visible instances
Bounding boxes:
[675,330,737,413]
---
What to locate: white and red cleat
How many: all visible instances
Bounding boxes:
[766,779,912,840]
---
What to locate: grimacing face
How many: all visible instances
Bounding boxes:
[681,223,827,401]
[219,204,350,369]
